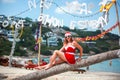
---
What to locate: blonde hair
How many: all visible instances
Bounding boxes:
[63,37,73,45]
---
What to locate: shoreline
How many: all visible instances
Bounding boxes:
[0,66,120,80]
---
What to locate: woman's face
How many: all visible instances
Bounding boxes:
[65,35,72,42]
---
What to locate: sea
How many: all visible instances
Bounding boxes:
[81,58,120,73]
[32,56,120,73]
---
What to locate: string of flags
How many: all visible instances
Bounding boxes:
[75,22,119,42]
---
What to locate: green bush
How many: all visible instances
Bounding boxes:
[89,48,100,54]
[0,38,11,56]
[41,50,52,56]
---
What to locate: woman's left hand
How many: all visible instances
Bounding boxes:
[76,57,82,62]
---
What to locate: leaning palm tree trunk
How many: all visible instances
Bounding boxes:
[13,49,120,80]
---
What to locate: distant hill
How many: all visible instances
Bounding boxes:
[0,17,119,56]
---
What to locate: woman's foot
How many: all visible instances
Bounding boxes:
[34,66,45,70]
[44,64,53,70]
[34,66,41,70]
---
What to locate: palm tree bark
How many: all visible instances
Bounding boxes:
[13,49,120,80]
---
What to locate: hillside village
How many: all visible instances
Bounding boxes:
[0,15,119,56]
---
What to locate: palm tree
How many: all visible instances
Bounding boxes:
[13,49,120,80]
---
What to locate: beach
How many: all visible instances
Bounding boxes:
[0,66,120,80]
[43,71,120,80]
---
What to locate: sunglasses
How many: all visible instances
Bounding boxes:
[65,36,72,38]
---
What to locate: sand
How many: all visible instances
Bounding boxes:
[0,66,35,80]
[42,71,120,80]
[0,66,120,80]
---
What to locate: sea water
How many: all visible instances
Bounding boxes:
[84,58,120,73]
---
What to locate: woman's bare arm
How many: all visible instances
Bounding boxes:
[73,41,83,58]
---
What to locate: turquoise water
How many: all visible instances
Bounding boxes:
[32,57,120,73]
[83,59,120,73]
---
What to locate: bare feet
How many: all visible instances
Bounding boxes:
[34,66,45,70]
[34,64,53,70]
[34,66,42,70]
[44,64,52,70]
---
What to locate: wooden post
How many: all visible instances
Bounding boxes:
[114,1,120,46]
[38,0,44,65]
[9,26,18,67]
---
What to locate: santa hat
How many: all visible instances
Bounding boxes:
[65,32,72,37]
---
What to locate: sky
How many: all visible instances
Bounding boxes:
[0,0,120,35]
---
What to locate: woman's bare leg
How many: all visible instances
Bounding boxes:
[44,51,57,69]
[45,50,67,70]
[53,59,65,65]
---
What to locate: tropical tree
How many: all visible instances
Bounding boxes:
[20,27,35,50]
[0,37,11,56]
[13,49,120,80]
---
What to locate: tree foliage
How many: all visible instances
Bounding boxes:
[0,37,11,55]
[19,27,35,49]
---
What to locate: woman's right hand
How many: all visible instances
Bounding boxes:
[76,57,82,62]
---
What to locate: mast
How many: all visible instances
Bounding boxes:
[38,0,44,65]
[114,0,120,46]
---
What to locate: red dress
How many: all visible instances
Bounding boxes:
[64,45,76,64]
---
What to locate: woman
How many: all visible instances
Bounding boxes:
[35,32,83,70]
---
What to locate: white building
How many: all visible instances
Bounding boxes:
[47,36,58,46]
[7,30,20,42]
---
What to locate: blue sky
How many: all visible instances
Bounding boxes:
[0,0,120,35]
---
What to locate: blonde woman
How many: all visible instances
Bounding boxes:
[35,32,83,70]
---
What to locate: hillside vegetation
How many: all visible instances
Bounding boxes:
[0,21,119,56]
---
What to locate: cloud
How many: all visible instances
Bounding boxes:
[55,1,81,14]
[55,1,80,14]
[55,0,93,15]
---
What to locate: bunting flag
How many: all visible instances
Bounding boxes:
[35,22,42,43]
[34,21,42,50]
[75,22,119,42]
[36,23,40,43]
[99,0,116,12]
